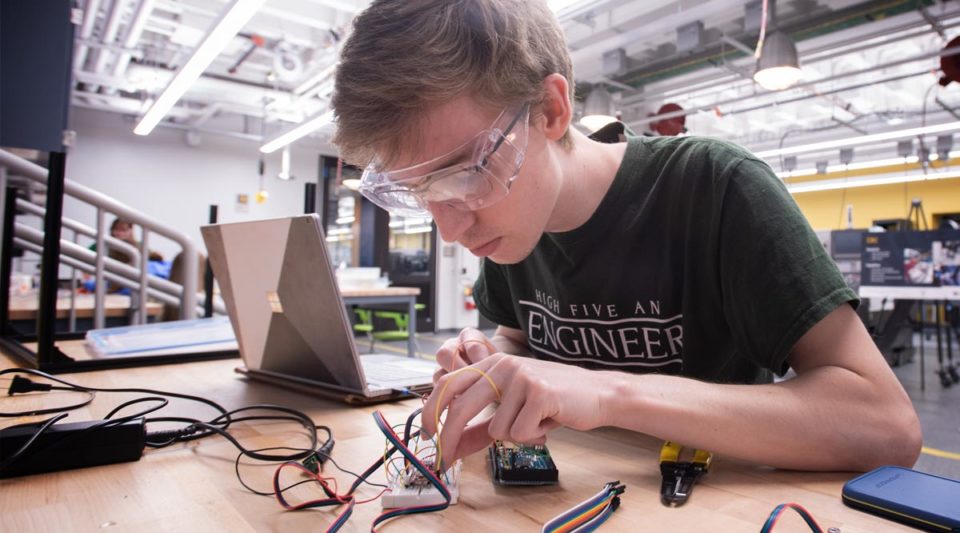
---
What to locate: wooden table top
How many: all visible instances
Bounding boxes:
[0,351,911,532]
[8,292,164,320]
[340,287,421,298]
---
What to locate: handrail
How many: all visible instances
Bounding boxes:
[15,223,184,298]
[0,149,197,319]
[15,237,183,308]
[15,198,142,268]
[14,231,226,316]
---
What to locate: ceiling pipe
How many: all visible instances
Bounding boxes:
[617,12,960,108]
[555,0,630,24]
[73,0,104,72]
[570,0,742,67]
[90,0,132,81]
[606,0,937,95]
[624,43,960,129]
[71,93,195,120]
[111,0,157,78]
[73,64,303,112]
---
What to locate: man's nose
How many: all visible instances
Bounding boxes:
[427,202,475,243]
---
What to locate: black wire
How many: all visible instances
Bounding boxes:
[0,368,229,426]
[0,413,68,471]
[104,397,169,420]
[0,369,334,492]
[144,406,325,462]
[1,388,96,418]
[234,446,387,497]
[403,407,422,446]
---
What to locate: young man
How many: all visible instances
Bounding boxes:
[331,0,921,472]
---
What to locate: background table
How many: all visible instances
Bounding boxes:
[341,287,421,357]
[8,292,165,321]
[0,351,913,532]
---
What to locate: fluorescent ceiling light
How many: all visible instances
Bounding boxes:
[755,121,960,159]
[134,0,265,136]
[260,110,335,154]
[775,151,960,179]
[787,169,960,194]
[775,155,929,179]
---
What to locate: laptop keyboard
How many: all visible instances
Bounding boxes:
[362,363,432,383]
[361,356,435,385]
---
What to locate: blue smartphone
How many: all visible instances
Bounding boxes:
[842,466,960,532]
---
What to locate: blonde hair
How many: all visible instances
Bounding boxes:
[331,0,573,168]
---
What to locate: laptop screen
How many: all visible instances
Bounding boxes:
[202,214,366,392]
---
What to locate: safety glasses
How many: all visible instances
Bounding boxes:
[358,104,530,217]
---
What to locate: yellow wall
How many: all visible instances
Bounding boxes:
[793,178,960,231]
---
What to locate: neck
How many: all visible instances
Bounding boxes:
[544,129,627,233]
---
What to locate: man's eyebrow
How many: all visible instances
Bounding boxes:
[420,152,472,174]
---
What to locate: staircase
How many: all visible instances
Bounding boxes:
[0,148,211,330]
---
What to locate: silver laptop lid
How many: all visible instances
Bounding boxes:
[201,214,367,393]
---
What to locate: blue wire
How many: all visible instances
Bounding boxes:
[369,411,453,531]
[325,499,354,533]
[760,503,823,533]
[372,411,450,501]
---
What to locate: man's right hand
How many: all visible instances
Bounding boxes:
[433,327,498,383]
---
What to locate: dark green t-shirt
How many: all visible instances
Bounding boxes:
[473,135,858,384]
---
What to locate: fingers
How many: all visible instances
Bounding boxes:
[421,359,491,437]
[434,328,498,378]
[433,371,503,466]
[457,327,497,365]
[486,381,526,441]
[447,418,494,465]
[435,337,468,374]
[510,400,560,444]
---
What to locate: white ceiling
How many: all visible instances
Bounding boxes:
[71,0,960,172]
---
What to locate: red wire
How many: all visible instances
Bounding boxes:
[354,487,390,505]
[270,410,452,532]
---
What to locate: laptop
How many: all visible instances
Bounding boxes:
[201,214,436,403]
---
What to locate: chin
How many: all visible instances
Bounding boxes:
[489,239,536,265]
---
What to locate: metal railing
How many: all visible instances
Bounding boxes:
[0,148,198,325]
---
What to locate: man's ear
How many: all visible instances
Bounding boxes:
[538,73,573,142]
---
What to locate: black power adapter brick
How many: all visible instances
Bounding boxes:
[0,418,146,478]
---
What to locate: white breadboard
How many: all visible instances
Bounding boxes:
[381,461,461,508]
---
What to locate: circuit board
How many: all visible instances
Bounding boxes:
[488,441,559,486]
[381,460,461,508]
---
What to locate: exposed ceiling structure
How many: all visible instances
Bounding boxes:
[71,0,959,178]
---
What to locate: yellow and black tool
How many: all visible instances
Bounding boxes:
[659,441,713,507]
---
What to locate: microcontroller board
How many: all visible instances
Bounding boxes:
[488,440,559,486]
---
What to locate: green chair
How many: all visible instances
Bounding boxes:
[352,308,376,352]
[373,304,426,348]
[354,304,425,353]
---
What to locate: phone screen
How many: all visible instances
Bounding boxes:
[843,466,960,528]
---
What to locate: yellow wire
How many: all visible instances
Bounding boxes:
[433,365,502,472]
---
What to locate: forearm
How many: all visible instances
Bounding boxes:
[600,366,921,471]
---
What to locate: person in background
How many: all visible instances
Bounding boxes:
[103,218,164,264]
[84,218,168,294]
[330,0,921,473]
